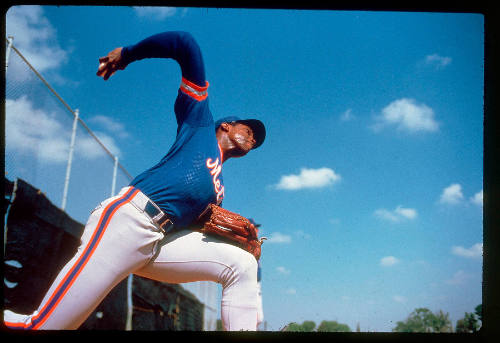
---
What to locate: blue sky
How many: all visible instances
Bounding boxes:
[5,6,484,331]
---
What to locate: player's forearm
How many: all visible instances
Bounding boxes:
[121,31,206,86]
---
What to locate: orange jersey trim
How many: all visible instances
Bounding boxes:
[180,77,209,101]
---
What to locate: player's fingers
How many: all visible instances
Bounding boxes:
[103,69,116,81]
[97,62,117,79]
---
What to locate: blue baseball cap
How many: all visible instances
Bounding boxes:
[214,116,266,149]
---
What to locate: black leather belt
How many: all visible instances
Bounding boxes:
[143,200,174,234]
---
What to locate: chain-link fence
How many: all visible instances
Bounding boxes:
[4,36,218,330]
[5,36,132,224]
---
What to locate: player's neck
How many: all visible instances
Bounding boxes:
[216,129,249,163]
[216,133,230,163]
[217,139,240,163]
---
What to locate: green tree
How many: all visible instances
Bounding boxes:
[283,321,316,332]
[456,313,479,333]
[301,320,316,332]
[475,304,482,323]
[456,304,482,333]
[283,320,351,332]
[430,310,453,332]
[392,308,453,333]
[317,320,352,332]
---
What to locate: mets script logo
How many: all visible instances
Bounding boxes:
[206,157,224,204]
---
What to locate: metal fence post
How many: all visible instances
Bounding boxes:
[61,109,79,210]
[5,36,14,71]
[125,274,133,330]
[111,156,118,197]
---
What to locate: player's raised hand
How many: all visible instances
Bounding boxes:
[97,47,126,81]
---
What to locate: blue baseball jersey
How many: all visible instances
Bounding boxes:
[123,32,224,227]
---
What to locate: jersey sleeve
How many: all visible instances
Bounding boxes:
[121,31,207,87]
[121,31,212,128]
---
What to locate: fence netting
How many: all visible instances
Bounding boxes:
[5,40,131,224]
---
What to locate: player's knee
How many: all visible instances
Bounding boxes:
[236,253,258,281]
[220,251,257,288]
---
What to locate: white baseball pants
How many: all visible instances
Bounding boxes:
[3,187,258,331]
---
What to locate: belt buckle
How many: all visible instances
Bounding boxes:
[157,217,174,234]
[144,200,173,234]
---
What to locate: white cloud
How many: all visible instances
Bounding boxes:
[394,206,417,220]
[6,96,122,163]
[470,190,483,207]
[393,295,407,303]
[266,232,292,244]
[89,115,130,139]
[380,256,400,267]
[373,98,439,133]
[374,209,399,222]
[6,6,68,76]
[133,7,178,20]
[374,205,417,223]
[6,96,70,163]
[285,288,297,295]
[275,167,341,190]
[340,108,355,122]
[439,183,464,205]
[76,130,122,159]
[276,266,291,275]
[446,270,472,285]
[451,243,483,259]
[425,54,452,69]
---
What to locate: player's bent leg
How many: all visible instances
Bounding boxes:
[219,255,259,331]
[3,187,164,330]
[135,229,259,331]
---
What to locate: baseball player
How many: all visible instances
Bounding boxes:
[3,31,266,331]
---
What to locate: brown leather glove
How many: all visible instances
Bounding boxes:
[196,204,266,260]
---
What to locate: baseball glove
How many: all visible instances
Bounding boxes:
[196,204,266,260]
